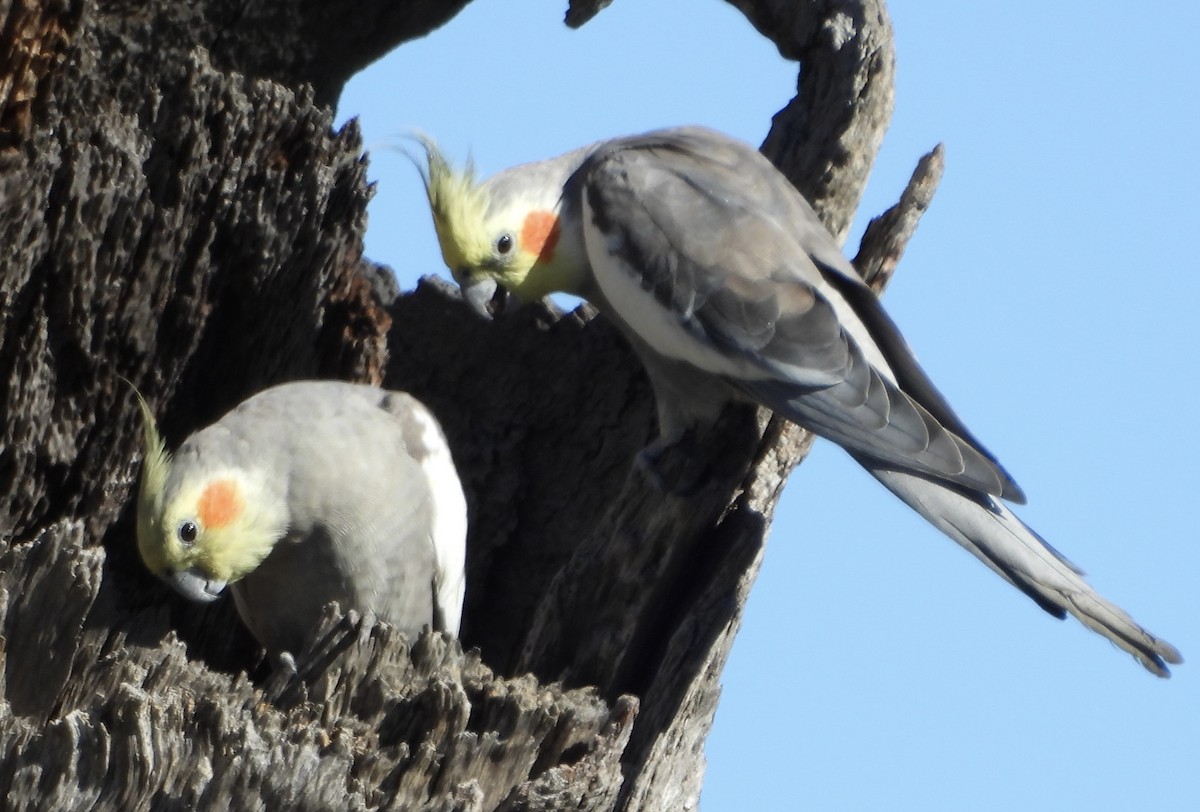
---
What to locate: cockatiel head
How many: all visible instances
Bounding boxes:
[134,392,285,603]
[417,135,591,310]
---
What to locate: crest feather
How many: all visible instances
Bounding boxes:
[132,387,171,498]
[412,135,492,272]
[129,383,172,572]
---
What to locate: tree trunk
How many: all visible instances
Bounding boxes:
[0,0,930,808]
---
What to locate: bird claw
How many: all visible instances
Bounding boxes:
[276,650,299,676]
[260,649,301,700]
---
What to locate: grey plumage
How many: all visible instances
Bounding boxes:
[420,125,1181,676]
[578,129,1022,501]
[137,380,467,657]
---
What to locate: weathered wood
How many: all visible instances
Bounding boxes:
[0,0,940,809]
[0,531,631,809]
[854,144,945,291]
[565,0,615,30]
[738,0,897,243]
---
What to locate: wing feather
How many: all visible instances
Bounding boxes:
[580,127,1022,500]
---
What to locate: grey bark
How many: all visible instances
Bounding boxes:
[0,0,930,809]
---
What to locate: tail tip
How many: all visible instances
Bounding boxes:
[1136,640,1182,679]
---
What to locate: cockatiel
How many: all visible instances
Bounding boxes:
[415,125,1180,676]
[135,380,467,656]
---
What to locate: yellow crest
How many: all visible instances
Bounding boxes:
[412,135,493,276]
[128,383,173,574]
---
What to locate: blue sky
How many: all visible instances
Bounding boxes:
[338,2,1199,808]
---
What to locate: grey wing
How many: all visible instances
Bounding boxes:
[581,127,1023,501]
[370,452,445,637]
[249,383,465,639]
[374,390,467,637]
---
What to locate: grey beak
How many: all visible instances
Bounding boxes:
[460,275,511,319]
[163,567,227,603]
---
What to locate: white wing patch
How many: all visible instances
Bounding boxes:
[582,194,901,391]
[410,405,468,636]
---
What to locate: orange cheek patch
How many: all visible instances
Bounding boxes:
[521,211,560,262]
[197,479,244,529]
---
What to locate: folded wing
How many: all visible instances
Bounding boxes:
[579,127,1023,502]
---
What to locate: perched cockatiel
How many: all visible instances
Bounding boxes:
[135,380,467,657]
[415,125,1180,676]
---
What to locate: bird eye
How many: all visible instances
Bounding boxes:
[495,233,514,255]
[177,520,199,546]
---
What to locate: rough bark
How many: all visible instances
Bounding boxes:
[0,0,931,809]
[853,145,944,291]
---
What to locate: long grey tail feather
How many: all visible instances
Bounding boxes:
[854,454,1182,678]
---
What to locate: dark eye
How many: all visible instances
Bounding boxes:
[496,233,513,255]
[177,521,199,546]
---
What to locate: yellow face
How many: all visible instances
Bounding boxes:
[139,473,266,583]
[419,140,582,302]
[134,397,282,590]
